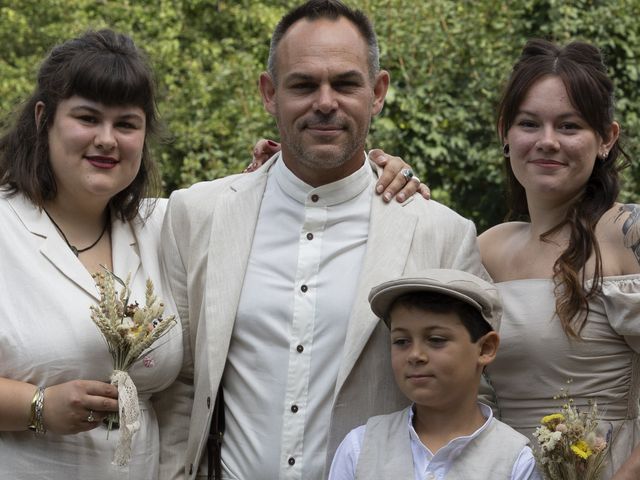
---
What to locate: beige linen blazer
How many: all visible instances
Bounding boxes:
[161,157,487,479]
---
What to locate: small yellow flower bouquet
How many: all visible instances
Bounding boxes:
[533,393,610,480]
[90,267,176,466]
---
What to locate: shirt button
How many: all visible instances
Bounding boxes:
[288,457,295,466]
[306,232,314,240]
[301,284,308,292]
[311,194,319,202]
[206,396,211,409]
[296,345,304,353]
[425,472,436,480]
[291,405,299,413]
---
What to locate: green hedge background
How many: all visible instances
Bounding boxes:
[1,0,638,231]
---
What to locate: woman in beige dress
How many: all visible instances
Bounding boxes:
[479,39,640,479]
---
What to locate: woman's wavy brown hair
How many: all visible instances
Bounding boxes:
[0,29,160,221]
[497,39,629,338]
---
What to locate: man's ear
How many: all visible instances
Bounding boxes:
[259,72,277,116]
[371,70,390,116]
[34,101,46,130]
[477,331,500,368]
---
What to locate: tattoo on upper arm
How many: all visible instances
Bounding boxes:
[616,204,640,264]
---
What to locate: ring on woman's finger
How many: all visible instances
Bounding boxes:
[87,410,95,422]
[410,175,421,184]
[401,168,414,182]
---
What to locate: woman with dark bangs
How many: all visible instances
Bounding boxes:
[479,39,640,479]
[0,30,189,479]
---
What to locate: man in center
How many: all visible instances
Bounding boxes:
[161,1,487,479]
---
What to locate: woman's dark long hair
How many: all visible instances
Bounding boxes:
[0,29,160,220]
[497,39,629,338]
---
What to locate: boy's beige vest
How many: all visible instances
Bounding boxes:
[354,409,530,480]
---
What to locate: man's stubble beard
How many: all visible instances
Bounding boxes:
[277,112,371,172]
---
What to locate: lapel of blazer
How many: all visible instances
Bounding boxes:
[334,195,418,395]
[111,214,142,286]
[204,158,275,381]
[7,193,99,300]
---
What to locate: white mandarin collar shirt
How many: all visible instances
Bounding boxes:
[223,154,375,480]
[275,153,373,206]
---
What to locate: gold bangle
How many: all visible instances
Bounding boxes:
[27,387,46,435]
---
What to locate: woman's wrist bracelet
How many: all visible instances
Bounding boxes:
[27,387,46,435]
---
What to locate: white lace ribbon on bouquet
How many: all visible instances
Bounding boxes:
[110,370,141,466]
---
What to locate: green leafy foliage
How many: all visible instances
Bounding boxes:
[1,0,638,230]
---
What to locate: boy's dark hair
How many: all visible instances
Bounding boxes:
[267,0,380,82]
[387,291,492,342]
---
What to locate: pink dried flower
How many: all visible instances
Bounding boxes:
[143,356,155,368]
[592,436,607,453]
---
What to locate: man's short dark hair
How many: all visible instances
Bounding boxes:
[387,291,493,342]
[267,0,380,82]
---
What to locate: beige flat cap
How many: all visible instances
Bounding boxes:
[368,269,501,331]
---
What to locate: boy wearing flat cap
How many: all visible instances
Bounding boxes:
[328,269,542,480]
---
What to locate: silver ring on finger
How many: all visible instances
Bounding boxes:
[410,175,420,184]
[401,168,414,182]
[87,410,95,422]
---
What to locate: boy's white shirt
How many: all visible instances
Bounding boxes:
[328,403,542,480]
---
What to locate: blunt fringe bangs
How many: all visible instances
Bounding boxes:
[54,34,156,130]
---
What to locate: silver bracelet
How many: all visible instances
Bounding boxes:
[27,387,46,435]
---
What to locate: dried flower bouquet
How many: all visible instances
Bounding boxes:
[90,267,176,466]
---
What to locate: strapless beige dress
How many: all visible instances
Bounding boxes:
[486,275,640,479]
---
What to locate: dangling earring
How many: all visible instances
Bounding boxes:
[503,144,510,158]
